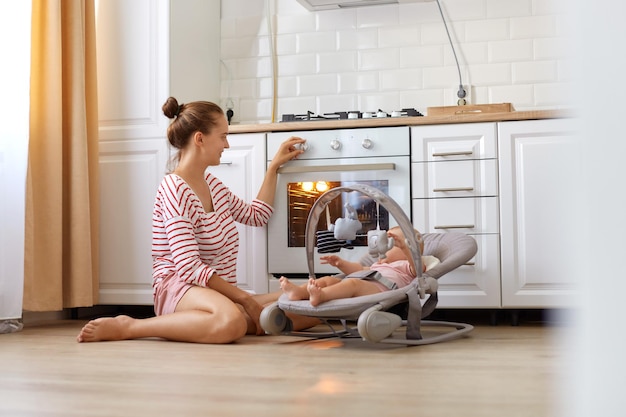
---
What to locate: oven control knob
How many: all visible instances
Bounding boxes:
[294,142,309,152]
[330,139,341,150]
[361,138,373,149]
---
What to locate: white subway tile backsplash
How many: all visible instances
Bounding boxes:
[422,66,462,88]
[381,69,422,90]
[489,39,533,63]
[222,0,574,122]
[489,84,534,108]
[317,95,358,113]
[298,74,338,96]
[318,51,357,74]
[356,5,398,28]
[337,29,378,50]
[316,9,357,31]
[338,72,379,93]
[358,48,400,71]
[400,45,444,68]
[512,61,557,84]
[277,54,316,77]
[378,26,420,49]
[510,15,556,39]
[470,63,512,86]
[297,31,337,54]
[441,0,487,21]
[534,37,570,60]
[486,0,532,19]
[275,13,316,35]
[465,19,509,42]
[533,82,572,107]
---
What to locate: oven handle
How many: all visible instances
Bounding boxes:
[277,162,396,174]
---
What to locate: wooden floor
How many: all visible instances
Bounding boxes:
[0,314,573,417]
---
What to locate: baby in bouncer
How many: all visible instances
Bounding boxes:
[280,226,439,307]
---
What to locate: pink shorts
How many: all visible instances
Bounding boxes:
[153,276,194,316]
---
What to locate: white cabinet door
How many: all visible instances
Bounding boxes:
[411,123,500,308]
[97,0,170,305]
[208,133,268,294]
[99,139,169,305]
[498,119,582,308]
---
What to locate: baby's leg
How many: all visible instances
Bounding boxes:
[279,276,309,301]
[308,278,381,307]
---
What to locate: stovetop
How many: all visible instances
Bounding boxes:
[281,108,423,122]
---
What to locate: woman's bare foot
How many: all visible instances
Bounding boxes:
[279,276,309,301]
[307,278,324,307]
[76,315,134,343]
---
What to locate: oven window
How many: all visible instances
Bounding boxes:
[287,180,389,247]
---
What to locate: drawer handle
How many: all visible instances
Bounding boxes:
[434,224,475,229]
[433,187,474,192]
[219,161,233,165]
[464,261,475,266]
[432,151,473,157]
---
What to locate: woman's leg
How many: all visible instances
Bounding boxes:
[77,286,247,344]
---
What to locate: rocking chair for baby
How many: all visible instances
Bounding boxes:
[260,184,477,345]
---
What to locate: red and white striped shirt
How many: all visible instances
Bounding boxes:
[152,173,273,288]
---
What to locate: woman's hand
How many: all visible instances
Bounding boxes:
[268,136,306,171]
[239,297,265,336]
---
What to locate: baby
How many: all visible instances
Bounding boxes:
[280,226,438,306]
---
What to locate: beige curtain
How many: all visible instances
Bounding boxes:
[24,0,99,311]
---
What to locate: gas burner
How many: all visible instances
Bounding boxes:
[280,108,423,122]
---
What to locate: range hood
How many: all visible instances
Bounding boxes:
[297,0,432,11]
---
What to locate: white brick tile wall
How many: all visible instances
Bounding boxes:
[221,0,574,123]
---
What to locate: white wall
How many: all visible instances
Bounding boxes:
[0,2,31,321]
[220,0,574,123]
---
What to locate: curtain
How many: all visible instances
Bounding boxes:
[24,0,99,311]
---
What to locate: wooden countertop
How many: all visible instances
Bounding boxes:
[228,109,574,134]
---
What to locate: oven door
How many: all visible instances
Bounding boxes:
[267,156,411,276]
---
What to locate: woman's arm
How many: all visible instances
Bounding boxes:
[255,136,305,206]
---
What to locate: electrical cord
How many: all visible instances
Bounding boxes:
[435,0,467,104]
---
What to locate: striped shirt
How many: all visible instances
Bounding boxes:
[151,173,273,288]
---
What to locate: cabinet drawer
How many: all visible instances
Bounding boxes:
[412,197,499,234]
[434,233,501,308]
[411,123,497,162]
[412,159,498,198]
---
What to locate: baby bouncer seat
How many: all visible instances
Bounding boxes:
[260,184,477,346]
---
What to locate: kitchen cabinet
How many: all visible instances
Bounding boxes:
[498,119,581,308]
[208,133,268,294]
[411,123,502,308]
[412,118,580,310]
[96,0,220,305]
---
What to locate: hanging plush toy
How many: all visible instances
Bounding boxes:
[367,229,394,259]
[315,204,357,254]
[333,203,362,241]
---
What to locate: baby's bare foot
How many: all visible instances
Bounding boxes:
[279,276,308,301]
[76,315,134,343]
[307,279,324,307]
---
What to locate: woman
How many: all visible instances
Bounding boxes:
[77,97,317,343]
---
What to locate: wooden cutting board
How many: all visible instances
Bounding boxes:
[427,103,514,116]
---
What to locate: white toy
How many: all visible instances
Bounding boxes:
[333,203,361,241]
[367,229,394,259]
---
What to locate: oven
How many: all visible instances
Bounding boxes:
[267,126,411,279]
